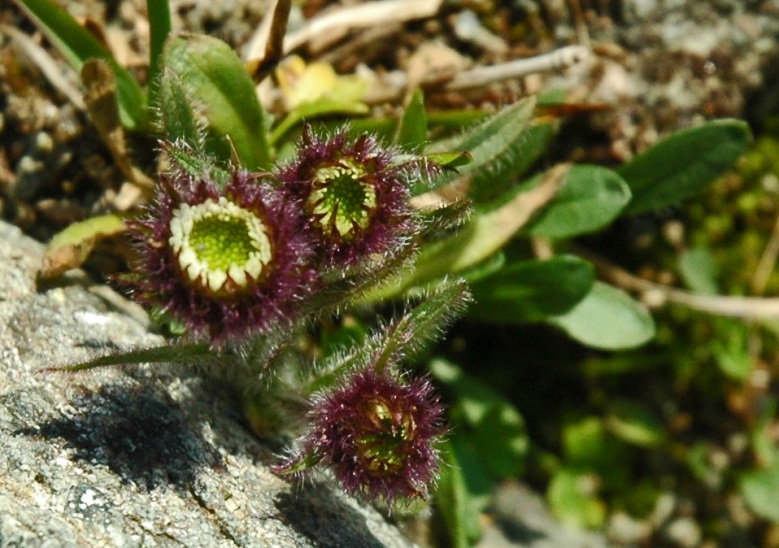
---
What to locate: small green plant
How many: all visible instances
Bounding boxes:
[16,0,759,544]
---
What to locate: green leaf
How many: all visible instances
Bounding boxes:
[740,463,779,522]
[162,34,270,170]
[370,279,472,373]
[473,122,556,205]
[15,0,147,130]
[547,467,606,529]
[606,400,666,447]
[269,96,369,147]
[678,246,719,295]
[146,0,172,109]
[426,151,473,169]
[396,88,427,151]
[460,252,505,285]
[430,359,529,478]
[711,319,754,381]
[468,402,528,478]
[43,343,212,373]
[304,280,472,395]
[436,440,485,548]
[620,119,751,215]
[163,141,232,188]
[157,69,204,151]
[563,417,610,467]
[469,255,594,323]
[422,97,537,198]
[548,282,656,350]
[524,165,631,238]
[416,199,472,242]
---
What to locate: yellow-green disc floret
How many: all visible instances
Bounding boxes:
[309,161,377,240]
[169,197,272,294]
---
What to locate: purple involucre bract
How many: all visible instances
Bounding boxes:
[275,127,419,268]
[291,367,446,503]
[125,164,317,345]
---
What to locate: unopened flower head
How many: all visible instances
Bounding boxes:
[276,127,418,267]
[126,163,317,344]
[294,367,446,503]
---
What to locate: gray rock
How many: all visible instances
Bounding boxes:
[0,219,414,548]
[475,482,613,548]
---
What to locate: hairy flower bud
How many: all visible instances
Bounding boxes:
[276,367,446,504]
[276,127,419,268]
[125,160,317,344]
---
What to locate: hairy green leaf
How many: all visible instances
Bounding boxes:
[42,343,212,373]
[157,69,204,151]
[163,34,270,170]
[421,97,537,199]
[370,279,472,373]
[304,279,472,394]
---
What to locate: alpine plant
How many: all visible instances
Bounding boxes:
[116,127,460,508]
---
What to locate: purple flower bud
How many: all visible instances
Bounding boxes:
[124,160,317,345]
[277,367,446,504]
[276,127,421,268]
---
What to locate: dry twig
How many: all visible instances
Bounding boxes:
[362,45,591,104]
[243,0,443,61]
[1,25,85,110]
[582,248,779,319]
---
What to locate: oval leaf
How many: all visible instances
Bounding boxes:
[524,165,631,238]
[620,119,751,215]
[548,282,655,350]
[469,255,594,323]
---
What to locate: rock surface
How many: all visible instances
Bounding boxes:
[0,219,414,547]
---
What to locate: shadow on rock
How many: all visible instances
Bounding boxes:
[275,484,386,548]
[17,384,223,490]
